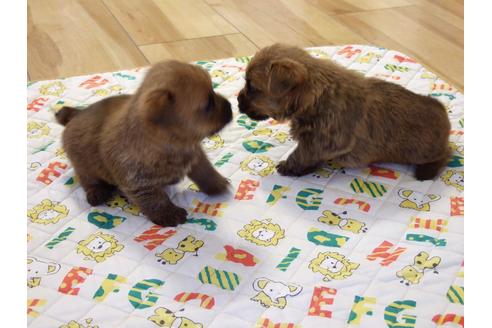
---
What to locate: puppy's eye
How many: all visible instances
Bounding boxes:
[246,79,257,93]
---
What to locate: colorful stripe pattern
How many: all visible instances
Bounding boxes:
[334,197,371,212]
[45,227,75,249]
[174,292,216,309]
[276,247,301,272]
[451,197,464,216]
[409,217,448,232]
[214,152,233,167]
[432,314,464,327]
[191,200,226,217]
[367,241,406,266]
[198,266,240,291]
[296,188,323,210]
[384,300,417,328]
[350,178,388,198]
[128,279,164,309]
[447,285,464,305]
[133,225,177,251]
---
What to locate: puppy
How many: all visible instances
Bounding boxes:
[238,44,450,180]
[56,60,232,227]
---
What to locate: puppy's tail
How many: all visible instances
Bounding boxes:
[415,155,449,181]
[55,106,79,126]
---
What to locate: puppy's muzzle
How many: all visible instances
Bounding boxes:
[237,91,269,121]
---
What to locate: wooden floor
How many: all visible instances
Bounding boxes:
[27,0,464,90]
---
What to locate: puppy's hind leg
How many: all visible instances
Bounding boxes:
[188,148,230,195]
[415,157,448,181]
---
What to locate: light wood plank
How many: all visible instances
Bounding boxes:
[140,34,258,63]
[28,0,148,81]
[209,0,367,48]
[340,0,415,11]
[335,8,463,90]
[396,5,463,48]
[103,0,237,45]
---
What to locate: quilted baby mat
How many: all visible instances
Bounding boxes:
[27,45,464,328]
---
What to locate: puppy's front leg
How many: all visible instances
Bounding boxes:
[188,148,229,195]
[277,144,321,177]
[124,185,187,227]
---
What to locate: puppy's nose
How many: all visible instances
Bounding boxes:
[237,92,246,113]
[221,97,233,123]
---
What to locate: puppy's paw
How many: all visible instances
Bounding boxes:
[277,160,301,176]
[200,176,230,196]
[276,161,316,177]
[150,205,188,227]
[86,185,115,206]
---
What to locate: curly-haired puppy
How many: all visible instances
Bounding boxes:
[238,44,450,180]
[56,60,232,226]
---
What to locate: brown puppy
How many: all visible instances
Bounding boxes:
[238,44,450,180]
[56,60,232,226]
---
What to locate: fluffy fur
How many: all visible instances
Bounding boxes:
[238,44,451,180]
[56,60,232,227]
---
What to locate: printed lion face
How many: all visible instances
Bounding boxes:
[449,142,464,156]
[240,155,275,177]
[308,251,359,281]
[308,49,329,59]
[441,170,464,191]
[202,135,224,150]
[237,219,285,246]
[39,81,66,96]
[27,121,50,139]
[77,232,124,263]
[28,199,69,225]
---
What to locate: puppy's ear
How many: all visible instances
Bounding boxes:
[140,89,175,126]
[267,59,307,96]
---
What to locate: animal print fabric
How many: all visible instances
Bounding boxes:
[27,45,464,328]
